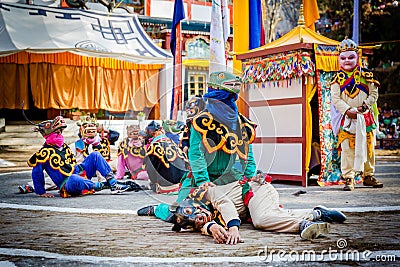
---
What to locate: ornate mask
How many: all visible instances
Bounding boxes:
[170,199,212,232]
[77,113,98,139]
[33,116,67,136]
[127,124,140,140]
[338,37,359,72]
[22,102,67,137]
[162,120,185,134]
[185,96,205,119]
[145,120,161,137]
[207,71,242,94]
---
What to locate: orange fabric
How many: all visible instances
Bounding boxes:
[0,52,163,112]
[303,0,320,31]
[0,63,30,109]
[29,63,159,112]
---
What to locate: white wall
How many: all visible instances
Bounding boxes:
[150,1,214,22]
[247,79,304,176]
[150,0,188,19]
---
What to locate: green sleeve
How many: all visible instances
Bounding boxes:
[243,144,257,178]
[188,126,210,186]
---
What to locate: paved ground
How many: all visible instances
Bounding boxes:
[0,146,400,266]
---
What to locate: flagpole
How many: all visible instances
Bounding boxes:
[172,22,183,120]
[170,0,185,120]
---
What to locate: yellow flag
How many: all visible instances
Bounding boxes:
[303,0,320,31]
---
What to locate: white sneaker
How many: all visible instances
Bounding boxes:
[300,220,330,240]
[110,183,130,194]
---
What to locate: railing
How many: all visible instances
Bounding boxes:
[376,138,400,150]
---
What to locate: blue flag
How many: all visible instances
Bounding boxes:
[170,0,185,56]
[249,0,262,49]
[352,0,359,44]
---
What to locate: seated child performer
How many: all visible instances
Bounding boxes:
[18,113,112,193]
[143,121,189,194]
[23,112,129,197]
[70,113,112,163]
[115,124,149,180]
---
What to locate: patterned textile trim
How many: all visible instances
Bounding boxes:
[146,138,188,168]
[82,138,110,159]
[187,188,226,228]
[337,131,375,158]
[241,51,315,83]
[59,185,95,198]
[316,71,363,186]
[27,144,76,177]
[191,111,256,160]
[117,138,146,159]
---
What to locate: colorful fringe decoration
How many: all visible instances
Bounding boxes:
[241,51,315,83]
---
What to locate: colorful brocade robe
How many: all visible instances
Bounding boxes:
[144,134,188,186]
[191,110,257,161]
[28,143,76,177]
[331,66,379,100]
[117,138,146,159]
[78,138,111,160]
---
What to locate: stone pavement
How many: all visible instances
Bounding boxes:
[0,146,400,265]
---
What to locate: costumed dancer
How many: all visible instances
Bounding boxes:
[138,71,256,222]
[115,124,148,181]
[162,120,185,145]
[18,113,111,193]
[143,121,189,194]
[24,113,129,197]
[331,37,383,191]
[70,113,112,164]
[179,95,206,154]
[168,179,346,243]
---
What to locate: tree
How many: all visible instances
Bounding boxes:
[317,0,400,67]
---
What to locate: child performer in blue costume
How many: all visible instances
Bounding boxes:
[25,113,129,198]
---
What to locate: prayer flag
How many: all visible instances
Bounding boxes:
[209,0,229,74]
[303,0,320,31]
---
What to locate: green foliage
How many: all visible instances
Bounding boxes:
[317,0,400,68]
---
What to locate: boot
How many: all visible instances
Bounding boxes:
[363,175,383,188]
[343,177,354,191]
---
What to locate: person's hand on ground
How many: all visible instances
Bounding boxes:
[226,226,241,245]
[209,224,228,244]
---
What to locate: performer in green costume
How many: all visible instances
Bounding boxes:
[138,71,257,221]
